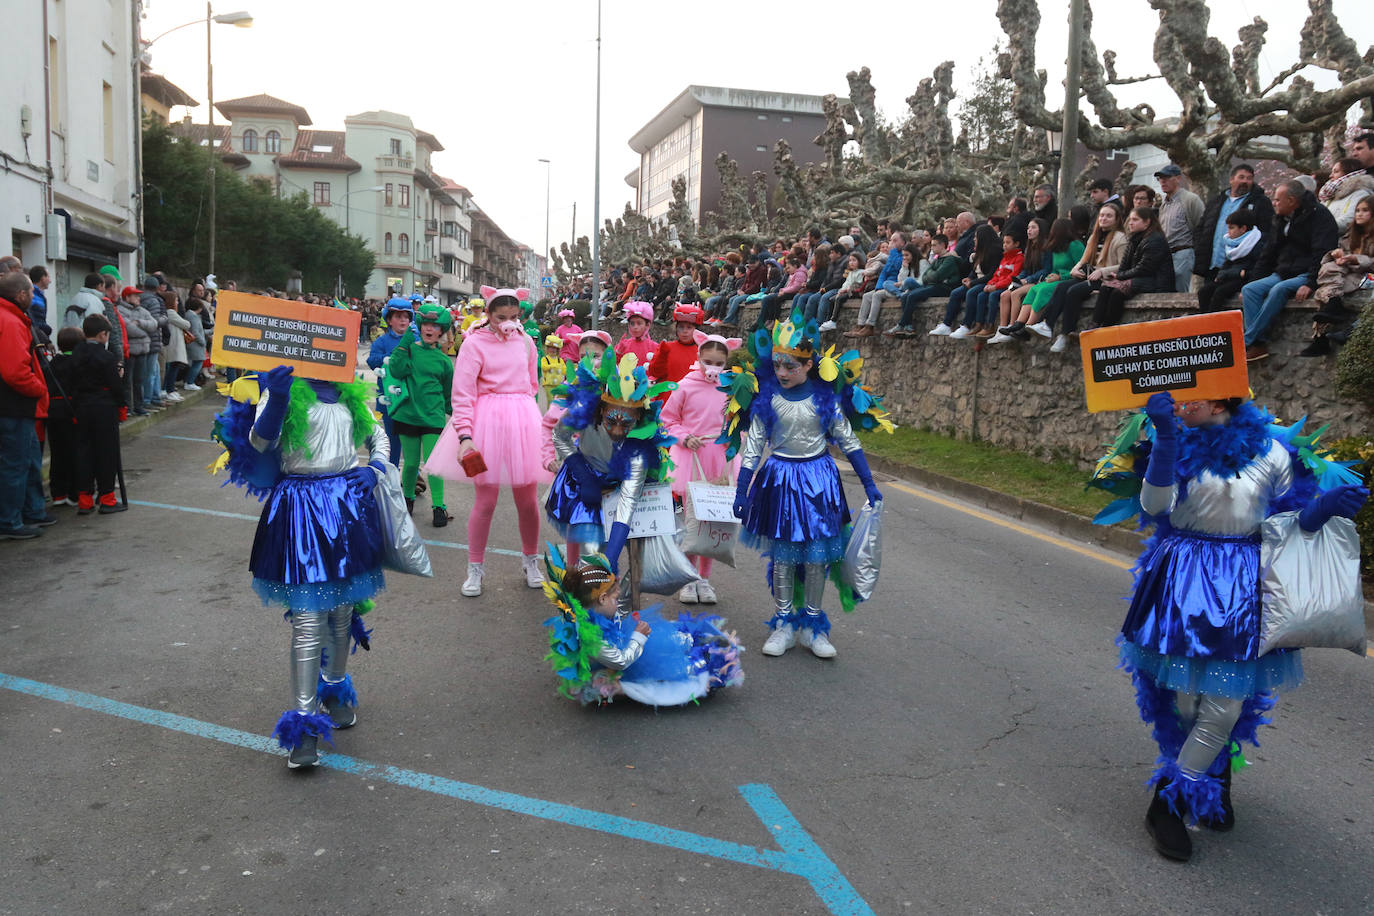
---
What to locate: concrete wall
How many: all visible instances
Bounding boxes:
[716,293,1374,468]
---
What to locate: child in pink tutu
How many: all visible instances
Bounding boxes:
[556,309,582,363]
[425,286,551,597]
[614,301,658,364]
[661,332,741,605]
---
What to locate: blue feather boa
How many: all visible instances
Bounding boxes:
[1171,402,1274,502]
[271,710,334,751]
[212,397,281,499]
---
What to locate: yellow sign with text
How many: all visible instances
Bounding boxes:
[1080,310,1249,412]
[211,291,360,383]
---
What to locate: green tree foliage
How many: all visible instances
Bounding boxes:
[141,119,374,294]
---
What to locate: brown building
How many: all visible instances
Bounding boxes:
[626,86,836,225]
[470,204,519,291]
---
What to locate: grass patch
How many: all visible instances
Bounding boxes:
[858,427,1115,520]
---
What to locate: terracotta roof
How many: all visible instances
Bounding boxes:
[416,129,444,152]
[140,69,198,109]
[214,93,312,125]
[277,129,360,172]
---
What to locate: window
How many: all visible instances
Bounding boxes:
[312,181,330,205]
[102,82,115,162]
[265,130,280,153]
[384,183,394,206]
[48,38,60,127]
[399,184,410,208]
[242,128,258,152]
[384,233,393,255]
[390,138,402,155]
[755,145,767,152]
[398,233,409,256]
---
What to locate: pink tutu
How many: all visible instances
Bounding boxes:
[425,393,552,487]
[668,442,737,496]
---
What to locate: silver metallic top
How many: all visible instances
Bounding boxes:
[594,628,648,670]
[556,422,649,529]
[740,392,861,470]
[252,394,387,475]
[1140,438,1293,536]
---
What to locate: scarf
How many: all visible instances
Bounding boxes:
[1222,227,1262,262]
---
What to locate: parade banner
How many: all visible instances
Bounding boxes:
[211,291,359,383]
[1080,310,1248,412]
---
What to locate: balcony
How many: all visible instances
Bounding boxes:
[437,273,467,294]
[439,235,464,258]
[376,155,414,171]
[424,219,439,235]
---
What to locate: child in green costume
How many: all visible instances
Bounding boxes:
[385,301,455,527]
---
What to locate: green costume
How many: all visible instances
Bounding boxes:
[1022,240,1086,311]
[387,312,455,511]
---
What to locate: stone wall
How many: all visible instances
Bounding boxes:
[715,292,1374,468]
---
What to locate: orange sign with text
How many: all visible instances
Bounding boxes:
[1080,310,1248,412]
[211,291,359,383]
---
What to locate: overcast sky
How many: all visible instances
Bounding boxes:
[140,0,1371,255]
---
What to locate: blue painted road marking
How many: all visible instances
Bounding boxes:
[0,673,873,914]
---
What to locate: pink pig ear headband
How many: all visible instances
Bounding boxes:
[692,330,742,350]
[623,301,654,321]
[571,329,611,348]
[480,285,531,308]
[558,308,576,318]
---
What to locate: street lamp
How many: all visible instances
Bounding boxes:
[134,8,252,279]
[1045,126,1063,190]
[538,158,551,283]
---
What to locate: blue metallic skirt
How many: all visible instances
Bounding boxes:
[741,454,850,564]
[250,472,385,611]
[1119,528,1302,699]
[544,463,605,546]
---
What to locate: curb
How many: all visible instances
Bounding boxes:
[858,451,1147,558]
[118,384,218,440]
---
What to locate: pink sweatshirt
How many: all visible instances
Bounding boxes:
[615,333,658,363]
[450,326,538,438]
[556,322,583,361]
[779,266,808,296]
[661,368,727,442]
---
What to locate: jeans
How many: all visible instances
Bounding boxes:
[145,354,163,404]
[0,415,46,529]
[813,290,840,323]
[127,352,150,411]
[1171,249,1194,293]
[164,361,187,393]
[722,294,749,325]
[1050,280,1099,335]
[975,287,1004,326]
[944,283,986,327]
[857,289,895,326]
[897,285,939,327]
[792,292,816,321]
[705,294,727,317]
[1241,272,1311,344]
[1197,271,1246,312]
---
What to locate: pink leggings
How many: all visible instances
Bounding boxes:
[467,483,541,562]
[692,555,713,578]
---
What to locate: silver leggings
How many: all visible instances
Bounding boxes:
[289,606,353,715]
[1176,692,1245,777]
[772,561,828,620]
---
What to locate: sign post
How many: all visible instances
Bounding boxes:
[1080,310,1248,413]
[211,291,361,383]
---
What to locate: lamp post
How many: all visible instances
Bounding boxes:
[1045,126,1063,192]
[589,0,602,330]
[134,7,251,279]
[538,158,551,278]
[1058,0,1085,209]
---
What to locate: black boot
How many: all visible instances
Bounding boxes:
[1145,787,1193,862]
[1201,765,1235,832]
[432,506,448,528]
[1298,336,1331,357]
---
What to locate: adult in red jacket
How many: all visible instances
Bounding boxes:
[647,303,705,394]
[0,272,53,539]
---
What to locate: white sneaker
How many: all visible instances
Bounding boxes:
[1029,321,1052,338]
[1050,334,1068,354]
[987,332,1012,344]
[928,322,953,336]
[183,383,201,391]
[165,391,184,402]
[521,555,544,589]
[678,581,699,604]
[461,562,485,597]
[760,624,796,657]
[818,320,837,332]
[695,580,717,604]
[948,326,971,340]
[798,627,837,658]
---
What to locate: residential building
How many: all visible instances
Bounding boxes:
[435,176,474,304]
[626,86,833,225]
[469,205,519,292]
[138,65,197,125]
[516,245,547,296]
[3,0,141,327]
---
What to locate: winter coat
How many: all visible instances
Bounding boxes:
[1323,173,1374,234]
[70,339,125,410]
[30,287,51,339]
[1254,190,1341,282]
[985,250,1026,292]
[185,309,207,367]
[1314,228,1374,303]
[140,290,168,353]
[64,286,105,329]
[1112,230,1175,293]
[919,254,969,295]
[164,309,191,364]
[1193,184,1276,274]
[0,295,49,419]
[116,301,157,357]
[821,258,848,291]
[738,262,768,296]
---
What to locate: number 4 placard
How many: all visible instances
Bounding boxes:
[626,483,675,539]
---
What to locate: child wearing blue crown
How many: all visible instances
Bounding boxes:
[723,307,894,658]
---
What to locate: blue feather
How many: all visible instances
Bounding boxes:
[349,610,373,653]
[271,710,335,751]
[316,673,358,709]
[1094,496,1142,526]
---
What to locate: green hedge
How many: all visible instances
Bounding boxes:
[1326,436,1374,575]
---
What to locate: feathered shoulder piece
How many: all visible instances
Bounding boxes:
[209,371,281,500]
[540,545,613,701]
[553,354,677,479]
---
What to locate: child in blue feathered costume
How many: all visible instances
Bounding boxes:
[541,548,744,706]
[1089,391,1366,862]
[212,364,392,769]
[722,307,894,660]
[544,351,675,577]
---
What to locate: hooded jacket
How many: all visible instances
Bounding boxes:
[1254,190,1341,282]
[0,295,49,419]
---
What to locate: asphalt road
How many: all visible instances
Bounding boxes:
[2,394,1372,915]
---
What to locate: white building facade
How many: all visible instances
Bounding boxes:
[3,0,141,326]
